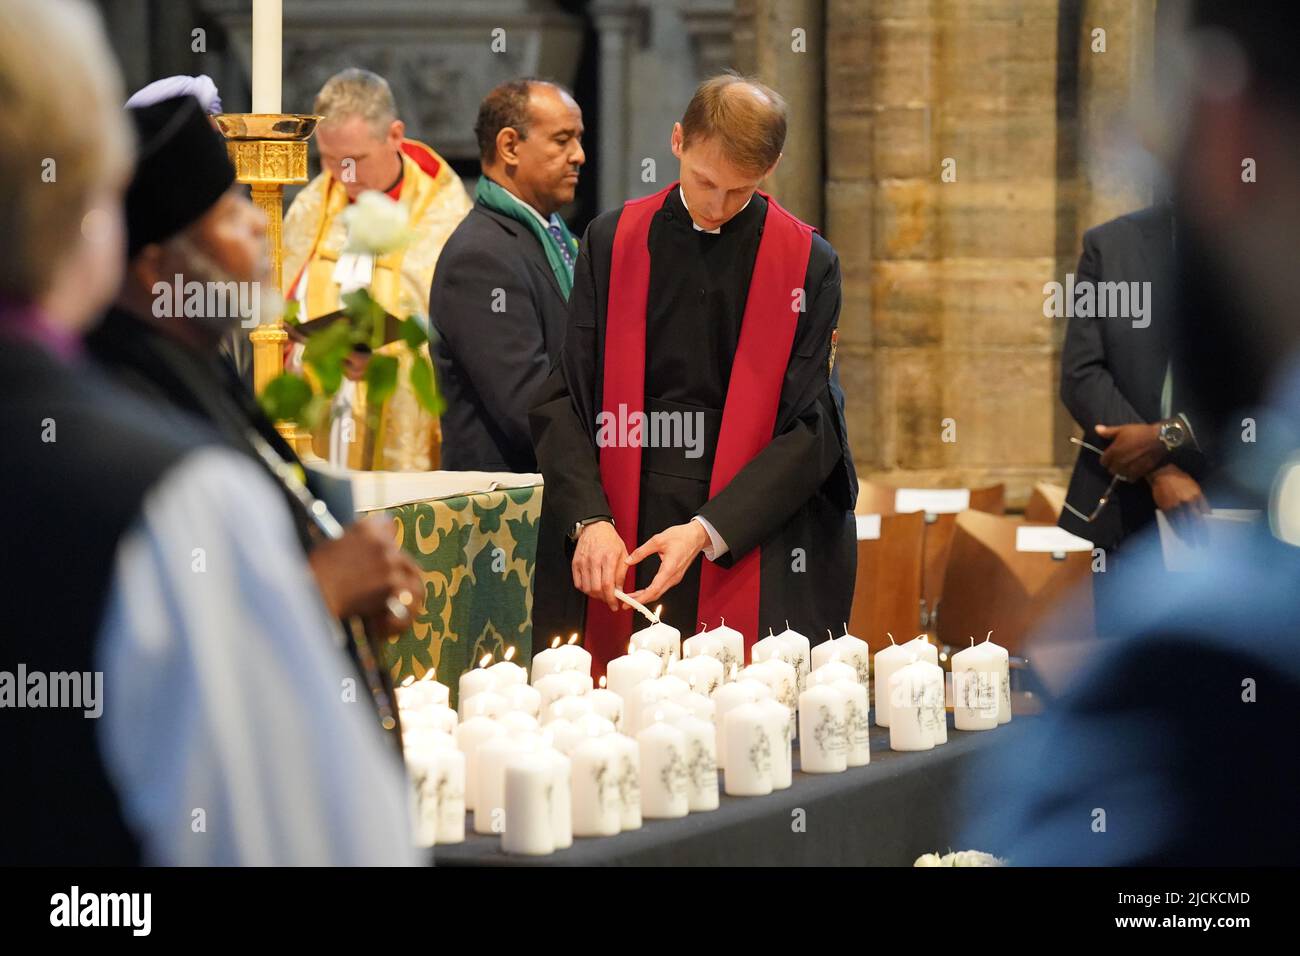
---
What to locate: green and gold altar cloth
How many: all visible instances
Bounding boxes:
[378,483,541,706]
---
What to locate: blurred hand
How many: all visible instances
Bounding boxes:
[1148,463,1210,545]
[308,515,422,635]
[1096,422,1165,480]
[625,521,710,607]
[572,520,628,612]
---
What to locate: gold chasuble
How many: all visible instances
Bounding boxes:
[282,139,472,470]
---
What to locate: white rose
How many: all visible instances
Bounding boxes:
[342,190,412,254]
[913,853,944,867]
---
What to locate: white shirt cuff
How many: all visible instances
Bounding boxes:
[692,515,729,561]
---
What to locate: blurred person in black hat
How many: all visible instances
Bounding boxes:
[90,93,422,650]
[960,0,1300,866]
[0,0,417,865]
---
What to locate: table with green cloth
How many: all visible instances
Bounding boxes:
[355,475,542,706]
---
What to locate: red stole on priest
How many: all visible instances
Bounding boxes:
[584,182,814,673]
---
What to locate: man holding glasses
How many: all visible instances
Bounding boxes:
[1059,203,1211,634]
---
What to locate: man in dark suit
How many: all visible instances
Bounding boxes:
[1058,202,1210,633]
[429,79,585,472]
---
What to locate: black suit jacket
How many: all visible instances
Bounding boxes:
[1058,204,1204,549]
[429,202,570,472]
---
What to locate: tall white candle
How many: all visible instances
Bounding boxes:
[609,733,642,830]
[951,638,999,730]
[396,679,450,711]
[984,634,1012,724]
[501,682,541,718]
[756,697,793,789]
[461,690,507,721]
[474,733,538,835]
[454,715,503,810]
[742,659,798,714]
[712,680,764,771]
[542,717,581,755]
[547,695,594,723]
[773,624,812,694]
[534,671,593,712]
[501,752,555,856]
[631,617,681,670]
[671,714,719,812]
[251,0,282,114]
[570,735,621,836]
[588,684,624,731]
[705,621,744,680]
[401,703,457,737]
[669,655,724,697]
[888,659,934,751]
[917,658,947,745]
[682,627,722,662]
[873,635,911,728]
[831,679,871,767]
[812,627,871,686]
[723,702,774,796]
[458,663,495,712]
[541,747,572,850]
[637,716,689,818]
[799,683,848,773]
[430,747,466,844]
[488,659,527,690]
[605,646,661,705]
[560,634,593,678]
[677,690,716,724]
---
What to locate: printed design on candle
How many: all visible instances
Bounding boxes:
[1000,673,1011,711]
[812,705,847,754]
[747,729,772,777]
[618,755,640,809]
[845,700,870,746]
[591,761,617,816]
[851,656,869,687]
[956,670,997,716]
[436,770,462,825]
[658,744,689,798]
[685,738,716,789]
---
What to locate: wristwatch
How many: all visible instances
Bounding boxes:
[570,515,612,541]
[1158,417,1188,451]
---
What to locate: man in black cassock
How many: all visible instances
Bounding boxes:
[530,75,857,673]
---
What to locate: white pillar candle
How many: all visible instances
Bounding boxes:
[906,634,940,666]
[501,682,541,718]
[671,714,719,812]
[742,659,798,714]
[530,637,573,683]
[723,702,774,796]
[951,638,999,731]
[542,717,581,755]
[983,634,1012,724]
[873,636,912,728]
[812,628,871,686]
[712,680,764,771]
[396,679,450,711]
[637,716,689,818]
[458,665,495,710]
[631,618,682,670]
[677,690,716,724]
[402,727,459,757]
[605,647,662,705]
[588,686,624,731]
[534,671,593,712]
[559,636,593,677]
[704,622,744,680]
[500,711,540,736]
[888,660,935,751]
[917,658,947,745]
[251,0,282,114]
[542,747,573,849]
[639,698,688,730]
[809,658,857,687]
[406,745,442,848]
[460,690,507,721]
[773,625,812,694]
[831,678,871,767]
[571,713,616,740]
[430,747,466,844]
[682,628,721,661]
[570,735,621,837]
[488,659,527,690]
[755,697,793,789]
[474,733,538,834]
[752,630,793,668]
[799,683,848,773]
[668,655,724,697]
[624,676,680,738]
[454,715,503,811]
[547,695,595,723]
[609,733,642,830]
[501,752,555,856]
[400,703,457,736]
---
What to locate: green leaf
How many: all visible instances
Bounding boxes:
[341,288,385,349]
[399,315,429,349]
[302,319,353,395]
[365,352,400,410]
[259,373,313,423]
[409,354,445,416]
[282,299,301,326]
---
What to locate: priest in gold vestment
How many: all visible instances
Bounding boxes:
[283,68,472,470]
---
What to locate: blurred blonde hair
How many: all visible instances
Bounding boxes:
[0,0,132,301]
[314,68,398,138]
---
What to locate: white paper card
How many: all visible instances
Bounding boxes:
[1015,525,1093,553]
[895,488,971,514]
[855,514,881,540]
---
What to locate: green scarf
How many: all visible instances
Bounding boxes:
[474,176,578,299]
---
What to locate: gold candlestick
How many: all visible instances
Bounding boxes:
[214,112,319,453]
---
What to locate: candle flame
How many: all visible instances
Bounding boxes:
[479,653,492,668]
[400,675,414,687]
[599,675,607,689]
[653,710,664,723]
[628,641,635,655]
[568,632,580,645]
[654,605,663,618]
[551,635,562,649]
[504,645,516,662]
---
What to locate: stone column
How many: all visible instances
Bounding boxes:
[592,0,643,212]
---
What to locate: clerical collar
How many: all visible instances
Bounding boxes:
[381,153,405,199]
[678,185,753,234]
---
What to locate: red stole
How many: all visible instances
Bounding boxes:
[584,183,814,674]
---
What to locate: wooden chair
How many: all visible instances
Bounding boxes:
[918,484,1005,631]
[1024,482,1067,524]
[848,511,926,652]
[935,510,1095,656]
